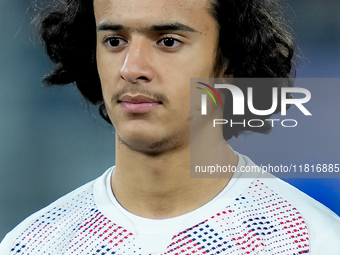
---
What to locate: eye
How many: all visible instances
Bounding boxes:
[158,37,182,48]
[104,37,127,48]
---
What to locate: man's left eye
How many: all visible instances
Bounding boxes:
[158,38,182,47]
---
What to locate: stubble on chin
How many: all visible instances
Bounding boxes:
[117,132,184,156]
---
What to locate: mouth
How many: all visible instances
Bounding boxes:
[118,94,162,113]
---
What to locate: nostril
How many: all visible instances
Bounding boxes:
[138,76,148,81]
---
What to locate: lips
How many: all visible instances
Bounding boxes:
[118,94,162,113]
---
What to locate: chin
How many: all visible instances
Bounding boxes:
[117,131,186,156]
[119,135,169,155]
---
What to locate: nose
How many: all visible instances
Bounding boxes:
[120,37,154,84]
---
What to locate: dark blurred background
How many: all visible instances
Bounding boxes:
[1,0,340,240]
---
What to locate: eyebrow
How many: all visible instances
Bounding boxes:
[96,22,197,33]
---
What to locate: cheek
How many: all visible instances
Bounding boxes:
[96,48,107,87]
[178,52,215,79]
[97,69,111,103]
[96,52,117,102]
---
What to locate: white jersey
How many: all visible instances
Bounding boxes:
[1,154,340,254]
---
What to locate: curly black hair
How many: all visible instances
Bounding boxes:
[36,0,295,140]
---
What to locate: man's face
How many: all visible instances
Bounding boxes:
[94,0,219,154]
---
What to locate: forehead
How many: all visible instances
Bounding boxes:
[94,0,214,29]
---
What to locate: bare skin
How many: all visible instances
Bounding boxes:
[94,0,238,219]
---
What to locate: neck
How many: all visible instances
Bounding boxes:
[111,122,238,219]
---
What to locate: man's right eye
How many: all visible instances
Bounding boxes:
[104,37,127,48]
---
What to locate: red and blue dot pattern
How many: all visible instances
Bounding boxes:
[9,180,309,254]
[9,189,138,254]
[164,180,309,254]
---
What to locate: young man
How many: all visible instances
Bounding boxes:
[1,0,340,254]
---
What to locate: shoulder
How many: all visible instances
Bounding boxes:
[232,154,340,254]
[238,154,340,254]
[263,176,340,254]
[0,168,112,255]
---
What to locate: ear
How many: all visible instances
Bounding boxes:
[223,73,233,79]
[222,62,234,79]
